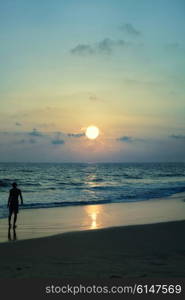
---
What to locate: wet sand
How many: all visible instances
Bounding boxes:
[0,192,185,243]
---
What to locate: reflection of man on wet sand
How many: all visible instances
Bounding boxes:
[7,182,23,229]
[8,228,17,241]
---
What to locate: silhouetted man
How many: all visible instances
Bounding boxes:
[7,182,23,229]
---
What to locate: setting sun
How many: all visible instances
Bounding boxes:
[85,126,100,140]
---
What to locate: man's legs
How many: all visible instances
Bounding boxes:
[8,211,12,227]
[13,213,17,229]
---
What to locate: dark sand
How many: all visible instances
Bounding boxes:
[0,220,185,278]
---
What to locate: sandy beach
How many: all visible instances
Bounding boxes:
[0,192,185,278]
[0,220,184,278]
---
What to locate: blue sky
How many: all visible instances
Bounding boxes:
[0,0,185,162]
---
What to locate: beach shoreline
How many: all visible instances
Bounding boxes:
[0,191,185,243]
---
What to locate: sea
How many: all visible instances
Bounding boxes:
[0,162,185,219]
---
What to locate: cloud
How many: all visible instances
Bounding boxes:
[97,38,114,54]
[17,138,37,144]
[67,133,85,138]
[28,128,44,137]
[119,23,141,36]
[51,131,65,145]
[70,44,95,55]
[54,131,64,135]
[51,131,85,141]
[15,122,22,126]
[51,139,65,145]
[117,136,145,143]
[169,134,185,140]
[88,93,104,102]
[117,136,133,143]
[89,94,98,101]
[53,131,65,139]
[70,38,132,56]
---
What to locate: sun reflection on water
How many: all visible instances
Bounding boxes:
[85,205,102,229]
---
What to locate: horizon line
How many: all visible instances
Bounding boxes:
[0,161,185,164]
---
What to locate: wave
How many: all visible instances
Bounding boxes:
[26,199,111,208]
[0,179,15,187]
[0,185,185,219]
[90,178,104,182]
[2,185,185,206]
[58,182,84,186]
[157,173,184,178]
[16,169,34,173]
[88,185,125,191]
[23,182,42,186]
[123,174,143,179]
[0,199,112,212]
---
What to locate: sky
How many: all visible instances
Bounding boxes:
[0,0,185,162]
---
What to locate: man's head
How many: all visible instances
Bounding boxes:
[12,182,17,188]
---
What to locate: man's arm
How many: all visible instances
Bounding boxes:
[19,190,23,205]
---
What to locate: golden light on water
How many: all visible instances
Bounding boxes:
[91,212,97,229]
[85,205,102,229]
[85,126,100,140]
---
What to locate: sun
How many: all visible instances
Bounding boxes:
[85,126,100,140]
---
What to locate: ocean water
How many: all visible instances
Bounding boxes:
[0,162,185,219]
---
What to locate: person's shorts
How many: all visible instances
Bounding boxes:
[9,203,19,214]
